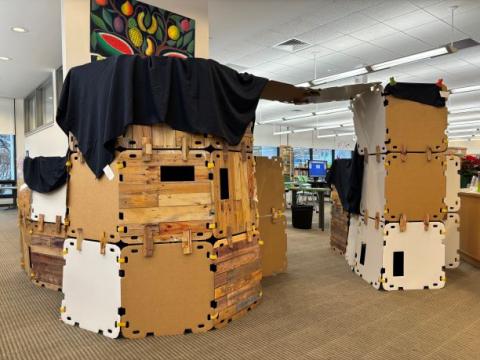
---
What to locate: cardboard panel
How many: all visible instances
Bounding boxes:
[210,151,256,239]
[345,215,362,268]
[385,96,447,153]
[31,184,67,224]
[353,219,384,290]
[258,215,287,277]
[120,242,214,338]
[352,85,387,155]
[67,153,120,242]
[213,238,262,325]
[444,213,460,269]
[360,154,386,221]
[61,239,121,339]
[382,222,445,291]
[445,155,461,212]
[118,150,214,242]
[385,153,446,222]
[330,202,350,254]
[255,156,285,216]
[352,87,447,155]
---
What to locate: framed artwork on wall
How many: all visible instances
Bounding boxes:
[90,0,195,60]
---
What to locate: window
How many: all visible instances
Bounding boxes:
[24,75,54,134]
[293,147,310,168]
[253,146,278,159]
[312,149,333,167]
[334,149,353,159]
[56,66,63,101]
[0,135,14,180]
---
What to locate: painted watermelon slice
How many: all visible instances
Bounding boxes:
[160,50,189,59]
[96,32,134,56]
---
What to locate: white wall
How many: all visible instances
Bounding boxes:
[14,99,25,183]
[0,98,15,134]
[449,140,480,155]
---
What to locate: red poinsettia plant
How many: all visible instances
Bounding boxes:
[460,155,480,176]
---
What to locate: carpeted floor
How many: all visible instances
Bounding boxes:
[1,208,480,360]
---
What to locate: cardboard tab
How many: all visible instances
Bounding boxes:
[181,136,188,161]
[55,215,62,234]
[226,226,233,248]
[100,232,107,255]
[423,214,430,231]
[142,137,152,162]
[399,214,407,232]
[181,230,192,255]
[143,224,156,257]
[76,228,84,251]
[38,214,45,232]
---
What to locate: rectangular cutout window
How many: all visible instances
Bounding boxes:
[160,166,195,182]
[359,243,366,265]
[220,168,229,200]
[393,251,404,277]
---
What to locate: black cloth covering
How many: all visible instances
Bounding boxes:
[56,55,269,177]
[23,156,68,193]
[326,145,364,214]
[384,82,446,107]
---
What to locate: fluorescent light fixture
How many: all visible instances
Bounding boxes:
[311,67,368,86]
[11,26,28,33]
[284,112,315,121]
[448,120,480,128]
[0,56,11,61]
[296,82,311,88]
[316,121,354,130]
[371,47,449,71]
[259,118,281,125]
[446,128,479,134]
[448,134,475,139]
[314,107,350,116]
[450,85,480,94]
[317,132,355,139]
[449,106,480,114]
[273,130,291,136]
[293,128,315,133]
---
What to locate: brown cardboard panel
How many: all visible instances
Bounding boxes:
[385,96,447,153]
[255,157,285,216]
[120,242,214,338]
[330,202,349,254]
[210,151,257,239]
[458,193,480,263]
[259,215,287,277]
[385,153,446,222]
[29,232,65,290]
[67,153,120,242]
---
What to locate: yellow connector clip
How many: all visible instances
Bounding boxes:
[116,322,127,328]
[208,223,216,230]
[116,162,124,170]
[259,291,263,297]
[64,219,70,226]
[117,257,126,263]
[65,160,72,168]
[60,306,66,313]
[62,249,68,256]
[379,277,385,284]
[258,240,264,246]
[29,229,33,235]
[207,161,215,169]
[210,312,219,320]
[209,253,218,260]
[117,226,126,233]
[441,208,448,213]
[441,276,447,282]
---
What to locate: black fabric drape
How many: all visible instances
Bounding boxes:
[56,55,269,177]
[23,156,68,193]
[384,82,446,107]
[326,145,364,214]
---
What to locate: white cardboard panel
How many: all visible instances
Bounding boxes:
[353,219,384,289]
[444,213,460,269]
[445,155,461,212]
[360,154,386,220]
[345,215,361,268]
[30,184,67,223]
[382,222,445,291]
[61,239,121,338]
[352,85,386,155]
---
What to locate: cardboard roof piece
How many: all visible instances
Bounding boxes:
[260,80,381,104]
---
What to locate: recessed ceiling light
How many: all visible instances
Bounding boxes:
[11,26,28,33]
[0,56,11,61]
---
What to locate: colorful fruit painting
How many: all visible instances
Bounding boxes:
[90,0,195,59]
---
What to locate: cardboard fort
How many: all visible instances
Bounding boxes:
[330,189,350,254]
[254,156,287,277]
[346,81,460,290]
[22,78,380,338]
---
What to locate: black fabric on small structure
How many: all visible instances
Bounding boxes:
[23,156,68,193]
[384,82,446,107]
[326,145,364,214]
[56,55,269,177]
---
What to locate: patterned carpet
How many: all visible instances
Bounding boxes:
[1,208,480,360]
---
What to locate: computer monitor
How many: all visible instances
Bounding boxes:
[308,160,327,178]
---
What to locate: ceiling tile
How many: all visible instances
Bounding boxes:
[386,9,439,31]
[322,35,364,51]
[233,47,286,67]
[315,52,365,69]
[350,23,398,41]
[373,32,431,55]
[329,13,379,35]
[362,1,419,21]
[294,44,334,60]
[404,20,469,47]
[298,22,344,45]
[272,53,311,66]
[249,30,289,48]
[341,43,396,64]
[423,0,480,18]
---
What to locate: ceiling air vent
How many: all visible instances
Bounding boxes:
[274,38,311,53]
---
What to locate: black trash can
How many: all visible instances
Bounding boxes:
[291,205,313,229]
